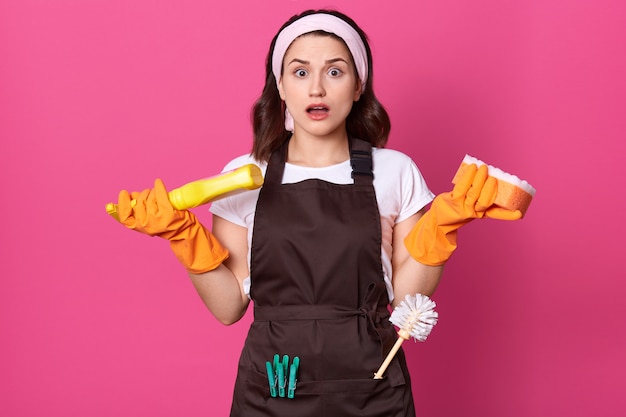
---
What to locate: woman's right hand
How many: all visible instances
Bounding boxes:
[117,178,195,240]
[116,179,229,273]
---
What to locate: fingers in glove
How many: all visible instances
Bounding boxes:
[117,189,135,225]
[452,163,477,198]
[465,164,489,209]
[475,176,498,212]
[485,207,523,221]
[133,188,152,229]
[153,178,174,216]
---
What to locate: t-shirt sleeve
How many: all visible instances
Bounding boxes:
[209,155,264,227]
[396,157,435,224]
[210,191,254,227]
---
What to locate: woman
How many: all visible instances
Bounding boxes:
[116,9,519,416]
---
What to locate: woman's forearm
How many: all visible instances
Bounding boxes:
[188,264,250,325]
[391,259,443,309]
[187,215,251,325]
[391,210,444,309]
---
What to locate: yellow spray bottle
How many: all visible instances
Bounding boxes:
[105,164,263,222]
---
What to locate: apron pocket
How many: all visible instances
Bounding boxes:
[241,368,409,417]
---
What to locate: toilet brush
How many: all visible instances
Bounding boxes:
[374,293,438,379]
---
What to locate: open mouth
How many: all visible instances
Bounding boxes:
[306,105,329,115]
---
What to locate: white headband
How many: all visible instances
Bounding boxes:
[271,13,369,131]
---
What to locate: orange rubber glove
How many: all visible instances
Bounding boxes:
[404,164,521,266]
[116,179,229,274]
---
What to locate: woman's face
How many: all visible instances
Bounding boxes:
[278,34,361,140]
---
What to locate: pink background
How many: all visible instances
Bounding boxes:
[2,0,625,416]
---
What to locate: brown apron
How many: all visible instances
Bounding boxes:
[230,138,416,417]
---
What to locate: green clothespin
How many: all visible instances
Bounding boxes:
[265,361,277,397]
[282,355,289,375]
[273,354,280,372]
[267,354,299,399]
[278,355,289,397]
[288,356,299,399]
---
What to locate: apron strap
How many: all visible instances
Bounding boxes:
[350,138,374,185]
[255,304,366,321]
[263,140,289,187]
[264,138,374,187]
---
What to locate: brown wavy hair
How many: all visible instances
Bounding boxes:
[251,9,391,162]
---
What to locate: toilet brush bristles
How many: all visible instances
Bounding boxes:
[373,293,438,379]
[390,293,438,341]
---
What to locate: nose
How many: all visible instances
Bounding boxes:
[309,73,326,97]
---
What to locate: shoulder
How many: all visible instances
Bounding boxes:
[371,147,422,178]
[221,154,268,175]
[211,153,263,227]
[372,147,414,164]
[370,147,434,221]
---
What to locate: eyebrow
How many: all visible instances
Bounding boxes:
[287,58,350,66]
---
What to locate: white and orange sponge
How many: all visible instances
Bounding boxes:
[452,154,536,217]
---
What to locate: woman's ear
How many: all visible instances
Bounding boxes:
[278,77,286,101]
[353,80,362,102]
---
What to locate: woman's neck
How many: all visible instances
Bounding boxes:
[287,133,350,168]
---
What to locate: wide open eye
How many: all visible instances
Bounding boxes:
[295,69,308,78]
[328,68,343,77]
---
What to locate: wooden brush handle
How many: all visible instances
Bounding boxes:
[373,334,407,379]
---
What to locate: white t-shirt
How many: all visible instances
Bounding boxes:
[210,147,434,302]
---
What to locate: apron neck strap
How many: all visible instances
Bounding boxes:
[349,138,374,185]
[264,140,288,186]
[264,138,374,186]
